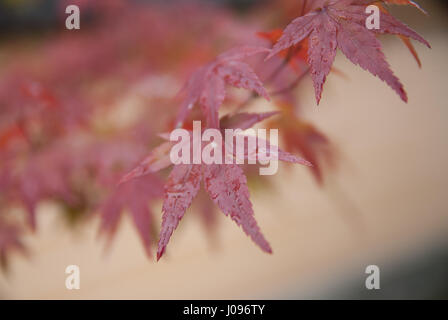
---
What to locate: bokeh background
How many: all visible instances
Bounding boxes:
[0,0,447,299]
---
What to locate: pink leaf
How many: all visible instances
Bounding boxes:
[175,46,270,128]
[336,20,407,102]
[266,1,430,103]
[203,164,272,254]
[119,142,173,184]
[157,164,202,260]
[100,175,163,257]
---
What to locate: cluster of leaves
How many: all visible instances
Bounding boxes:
[0,0,429,267]
[0,0,250,267]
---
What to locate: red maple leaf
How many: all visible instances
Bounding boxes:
[121,113,312,260]
[372,1,427,68]
[99,174,164,257]
[203,164,272,252]
[175,46,271,129]
[157,162,274,260]
[268,107,335,185]
[157,164,202,259]
[266,0,430,104]
[14,147,78,230]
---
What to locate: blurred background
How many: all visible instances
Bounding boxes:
[0,0,447,299]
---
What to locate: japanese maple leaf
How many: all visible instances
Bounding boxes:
[157,164,203,259]
[372,1,427,67]
[120,111,300,184]
[121,113,311,260]
[175,46,271,129]
[99,174,163,257]
[91,135,165,258]
[266,0,430,104]
[14,147,78,230]
[85,139,153,187]
[157,161,276,260]
[158,144,310,260]
[268,109,335,185]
